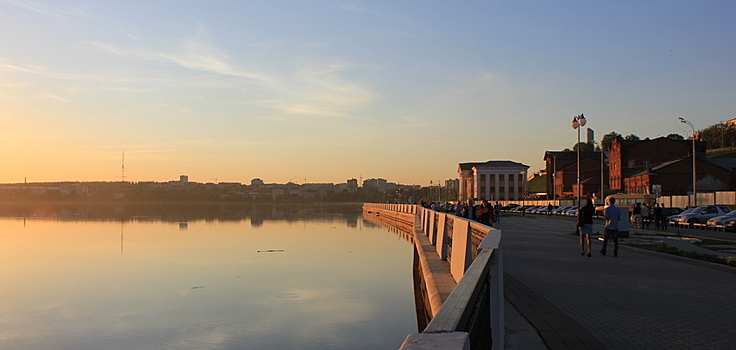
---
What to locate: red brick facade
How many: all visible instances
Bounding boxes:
[545,151,607,199]
[624,157,734,195]
[609,136,706,191]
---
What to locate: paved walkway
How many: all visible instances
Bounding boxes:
[497,215,736,349]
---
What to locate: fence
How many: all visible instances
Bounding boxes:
[363,203,503,350]
[464,190,736,208]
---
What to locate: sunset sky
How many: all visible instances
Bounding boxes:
[2,1,736,185]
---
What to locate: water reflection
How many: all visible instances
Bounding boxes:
[0,203,415,350]
[0,203,363,225]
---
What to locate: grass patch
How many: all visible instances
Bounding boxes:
[629,243,736,267]
[632,232,683,238]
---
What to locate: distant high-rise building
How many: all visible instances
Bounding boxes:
[180,175,188,184]
[347,179,358,192]
[445,179,459,191]
[363,178,388,192]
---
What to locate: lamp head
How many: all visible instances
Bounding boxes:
[571,117,579,129]
[578,114,586,126]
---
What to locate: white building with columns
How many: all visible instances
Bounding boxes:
[458,161,530,201]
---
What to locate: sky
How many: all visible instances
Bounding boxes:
[1,1,736,186]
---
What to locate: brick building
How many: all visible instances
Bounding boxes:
[624,157,736,195]
[609,136,706,191]
[544,151,607,199]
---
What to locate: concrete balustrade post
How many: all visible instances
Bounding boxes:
[435,213,448,260]
[450,220,472,282]
[427,211,438,244]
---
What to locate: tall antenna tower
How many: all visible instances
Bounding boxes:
[121,151,126,182]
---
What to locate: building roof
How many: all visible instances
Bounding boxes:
[458,160,530,171]
[543,150,603,161]
[706,158,736,171]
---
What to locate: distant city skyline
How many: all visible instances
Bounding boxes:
[2,1,735,185]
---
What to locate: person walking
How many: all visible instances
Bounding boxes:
[478,200,491,226]
[653,202,662,230]
[632,203,642,229]
[465,199,476,221]
[601,197,621,257]
[577,197,595,257]
[659,203,668,230]
[641,203,650,229]
[494,201,501,223]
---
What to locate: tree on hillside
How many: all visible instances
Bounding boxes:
[601,131,621,151]
[698,122,736,149]
[666,133,685,140]
[624,134,640,141]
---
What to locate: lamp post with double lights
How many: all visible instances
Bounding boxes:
[679,117,697,206]
[571,114,587,208]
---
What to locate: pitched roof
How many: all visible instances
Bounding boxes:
[458,160,530,171]
[706,158,736,171]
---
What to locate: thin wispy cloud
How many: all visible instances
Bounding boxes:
[1,0,90,19]
[93,139,214,152]
[267,62,378,119]
[0,60,44,74]
[89,39,274,83]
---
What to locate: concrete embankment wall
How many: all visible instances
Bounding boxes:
[362,206,456,318]
[363,204,504,350]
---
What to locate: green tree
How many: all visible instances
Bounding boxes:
[601,131,621,152]
[624,134,640,141]
[572,142,595,152]
[666,133,685,140]
[698,122,736,149]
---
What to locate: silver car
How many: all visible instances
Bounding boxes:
[706,210,736,227]
[673,205,731,224]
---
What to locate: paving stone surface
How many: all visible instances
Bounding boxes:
[498,215,736,350]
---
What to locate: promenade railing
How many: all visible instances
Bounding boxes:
[363,203,503,350]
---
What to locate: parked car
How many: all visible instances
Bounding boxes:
[537,205,558,214]
[501,204,519,211]
[723,218,736,231]
[552,206,572,215]
[672,205,732,224]
[663,207,684,217]
[563,206,579,216]
[706,210,736,228]
[668,207,695,222]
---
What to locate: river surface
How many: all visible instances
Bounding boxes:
[0,203,416,350]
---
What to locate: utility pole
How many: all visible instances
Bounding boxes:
[121,151,126,182]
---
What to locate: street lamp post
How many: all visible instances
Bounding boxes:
[679,117,697,206]
[571,113,587,208]
[593,140,604,203]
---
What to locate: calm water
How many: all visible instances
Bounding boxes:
[0,204,416,350]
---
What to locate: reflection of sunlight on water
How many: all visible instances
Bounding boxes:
[274,293,299,299]
[0,205,414,349]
